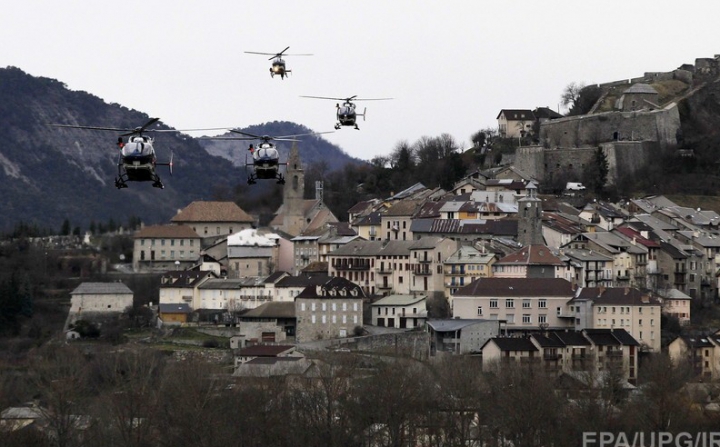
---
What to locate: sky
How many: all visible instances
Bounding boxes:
[2,1,720,162]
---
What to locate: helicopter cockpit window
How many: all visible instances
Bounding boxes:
[255,147,278,160]
[122,141,152,157]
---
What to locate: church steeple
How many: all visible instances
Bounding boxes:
[283,142,305,236]
[517,181,544,246]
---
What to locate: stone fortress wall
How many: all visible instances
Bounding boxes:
[515,55,719,185]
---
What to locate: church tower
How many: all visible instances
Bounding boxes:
[517,181,544,246]
[283,142,306,236]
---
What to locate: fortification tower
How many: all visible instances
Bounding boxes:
[283,142,306,236]
[517,181,544,246]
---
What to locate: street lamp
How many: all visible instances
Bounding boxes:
[175,260,180,271]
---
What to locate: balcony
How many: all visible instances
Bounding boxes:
[418,258,432,264]
[543,352,561,360]
[606,350,623,357]
[334,262,370,271]
[414,268,433,276]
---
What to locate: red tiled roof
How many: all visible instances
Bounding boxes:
[134,225,200,239]
[496,244,564,266]
[171,201,254,223]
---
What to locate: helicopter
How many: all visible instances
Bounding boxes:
[300,95,393,130]
[203,129,330,185]
[244,46,312,80]
[51,117,178,189]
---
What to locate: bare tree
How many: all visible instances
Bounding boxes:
[561,82,586,113]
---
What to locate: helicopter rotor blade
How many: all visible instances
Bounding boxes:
[51,123,129,132]
[228,129,263,139]
[277,46,290,58]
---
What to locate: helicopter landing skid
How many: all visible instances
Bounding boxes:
[115,178,128,189]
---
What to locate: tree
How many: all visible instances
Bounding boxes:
[582,146,609,195]
[562,82,602,116]
[561,82,586,114]
[60,218,71,236]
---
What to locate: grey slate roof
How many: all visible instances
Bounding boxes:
[71,282,133,295]
[372,294,427,307]
[159,303,191,314]
[426,319,495,332]
[240,302,296,319]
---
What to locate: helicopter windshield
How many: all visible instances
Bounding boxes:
[254,147,279,160]
[121,140,154,158]
[338,106,355,117]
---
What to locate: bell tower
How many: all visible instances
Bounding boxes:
[283,142,305,236]
[517,181,544,246]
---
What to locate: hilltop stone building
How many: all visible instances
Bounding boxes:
[509,55,720,188]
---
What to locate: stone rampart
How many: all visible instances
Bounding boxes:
[539,106,679,150]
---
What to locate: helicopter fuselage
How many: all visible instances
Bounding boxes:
[117,136,164,186]
[252,144,281,179]
[271,58,288,79]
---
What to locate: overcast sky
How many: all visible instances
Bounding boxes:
[2,1,719,162]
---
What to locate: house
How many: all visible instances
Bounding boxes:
[409,237,458,296]
[568,286,662,352]
[668,335,720,380]
[557,248,613,288]
[409,218,518,243]
[158,302,192,324]
[235,344,298,364]
[238,301,297,344]
[582,328,639,383]
[426,319,500,355]
[496,109,535,138]
[328,239,416,296]
[371,294,427,329]
[482,328,640,383]
[170,200,254,242]
[351,211,383,241]
[273,274,332,302]
[655,288,692,325]
[196,277,269,311]
[563,232,647,287]
[227,229,279,278]
[443,245,496,300]
[68,282,133,327]
[452,277,575,330]
[295,277,366,343]
[233,357,315,378]
[381,199,423,241]
[492,244,564,279]
[158,270,216,310]
[132,225,201,272]
[481,337,539,369]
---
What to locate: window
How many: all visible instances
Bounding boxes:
[332,315,337,323]
[522,300,531,309]
[505,314,515,324]
[311,315,316,324]
[477,306,483,316]
[522,314,531,324]
[539,299,547,309]
[322,303,327,311]
[332,303,337,311]
[301,303,306,311]
[505,299,515,308]
[538,314,547,324]
[353,315,358,324]
[353,303,358,311]
[322,315,327,324]
[311,303,316,311]
[343,303,347,311]
[490,299,498,309]
[342,315,347,324]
